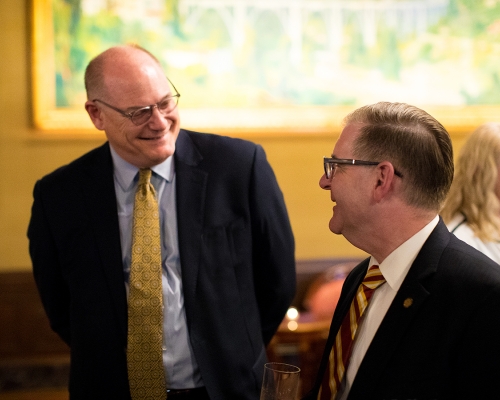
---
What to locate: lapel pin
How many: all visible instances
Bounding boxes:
[403,298,413,308]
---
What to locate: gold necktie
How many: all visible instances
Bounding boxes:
[127,168,167,399]
[319,265,386,400]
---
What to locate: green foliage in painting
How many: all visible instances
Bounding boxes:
[52,0,500,108]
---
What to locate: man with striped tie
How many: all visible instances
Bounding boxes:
[305,102,500,400]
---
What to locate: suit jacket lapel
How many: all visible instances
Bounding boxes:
[79,143,128,338]
[348,220,450,398]
[174,130,208,325]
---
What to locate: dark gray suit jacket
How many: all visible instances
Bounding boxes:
[305,219,500,400]
[28,129,296,400]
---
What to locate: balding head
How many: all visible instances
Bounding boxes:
[84,45,161,101]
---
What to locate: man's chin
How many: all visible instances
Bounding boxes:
[328,219,342,235]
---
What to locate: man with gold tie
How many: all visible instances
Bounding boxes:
[304,102,500,400]
[28,45,295,400]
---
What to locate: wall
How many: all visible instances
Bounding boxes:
[0,0,471,273]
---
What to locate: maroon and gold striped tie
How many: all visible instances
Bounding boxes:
[319,265,386,400]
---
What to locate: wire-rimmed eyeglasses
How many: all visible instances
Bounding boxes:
[93,79,181,126]
[323,157,404,179]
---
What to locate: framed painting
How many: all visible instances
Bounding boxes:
[32,0,500,136]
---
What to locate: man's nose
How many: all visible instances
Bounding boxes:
[319,173,331,190]
[148,106,168,129]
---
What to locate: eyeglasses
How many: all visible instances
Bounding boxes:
[93,79,181,126]
[323,157,403,179]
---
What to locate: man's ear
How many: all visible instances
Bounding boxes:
[373,161,397,201]
[85,101,105,130]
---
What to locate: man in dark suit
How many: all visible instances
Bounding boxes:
[306,102,500,400]
[27,45,296,400]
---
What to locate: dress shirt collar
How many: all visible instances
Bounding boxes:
[109,145,174,191]
[369,215,439,292]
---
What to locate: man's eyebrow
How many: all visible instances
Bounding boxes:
[125,94,171,112]
[159,93,172,101]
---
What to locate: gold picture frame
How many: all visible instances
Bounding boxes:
[32,0,500,137]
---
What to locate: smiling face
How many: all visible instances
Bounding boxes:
[319,123,374,239]
[85,47,180,168]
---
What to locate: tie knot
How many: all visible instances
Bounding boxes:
[138,168,152,186]
[362,265,386,290]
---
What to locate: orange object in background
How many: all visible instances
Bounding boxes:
[305,279,345,321]
[302,261,357,321]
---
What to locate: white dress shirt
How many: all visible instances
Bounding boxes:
[338,215,439,400]
[110,146,203,389]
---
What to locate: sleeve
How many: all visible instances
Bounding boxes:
[249,144,296,345]
[27,180,72,345]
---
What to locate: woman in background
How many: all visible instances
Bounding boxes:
[441,122,500,264]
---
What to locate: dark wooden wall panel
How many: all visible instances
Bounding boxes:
[0,272,69,361]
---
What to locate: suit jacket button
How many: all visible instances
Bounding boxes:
[403,298,413,308]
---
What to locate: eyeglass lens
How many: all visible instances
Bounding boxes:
[324,161,335,179]
[131,97,179,125]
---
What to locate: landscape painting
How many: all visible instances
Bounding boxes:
[32,0,500,134]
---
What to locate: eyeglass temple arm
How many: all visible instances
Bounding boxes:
[167,77,180,97]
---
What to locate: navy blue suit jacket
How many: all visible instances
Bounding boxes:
[305,219,500,400]
[28,129,296,399]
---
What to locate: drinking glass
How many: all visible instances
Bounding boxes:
[260,362,301,400]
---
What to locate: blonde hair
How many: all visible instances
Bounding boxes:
[441,123,500,241]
